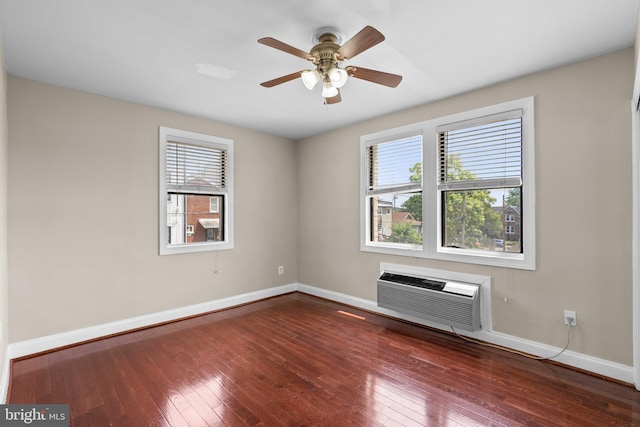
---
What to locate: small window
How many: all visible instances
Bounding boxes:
[159,127,234,255]
[505,214,515,222]
[506,225,516,234]
[209,196,220,213]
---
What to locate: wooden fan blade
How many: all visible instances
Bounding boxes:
[325,90,342,104]
[346,66,402,88]
[258,37,315,61]
[336,26,385,60]
[260,71,304,87]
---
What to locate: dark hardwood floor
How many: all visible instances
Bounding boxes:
[8,292,640,426]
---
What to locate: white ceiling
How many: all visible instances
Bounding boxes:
[0,0,638,140]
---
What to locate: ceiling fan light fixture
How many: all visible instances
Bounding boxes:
[328,67,348,88]
[301,69,322,90]
[259,26,402,103]
[322,80,339,98]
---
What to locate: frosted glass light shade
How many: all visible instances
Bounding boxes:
[328,67,348,88]
[301,70,321,90]
[322,80,339,98]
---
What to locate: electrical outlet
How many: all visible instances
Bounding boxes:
[564,310,577,326]
[278,266,284,275]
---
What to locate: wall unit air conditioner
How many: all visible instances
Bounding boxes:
[377,271,481,331]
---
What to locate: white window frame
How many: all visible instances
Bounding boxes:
[159,126,234,255]
[505,214,516,222]
[360,97,535,270]
[186,225,194,235]
[505,225,516,234]
[360,125,424,253]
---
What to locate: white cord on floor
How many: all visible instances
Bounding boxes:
[450,323,572,361]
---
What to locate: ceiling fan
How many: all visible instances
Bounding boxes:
[258,26,402,104]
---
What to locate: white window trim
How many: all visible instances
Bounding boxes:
[360,124,425,254]
[186,225,194,235]
[360,97,535,270]
[159,126,234,255]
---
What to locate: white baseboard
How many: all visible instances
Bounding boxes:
[2,283,297,402]
[6,284,296,362]
[1,281,635,403]
[296,283,636,386]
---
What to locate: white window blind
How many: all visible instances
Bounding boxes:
[367,135,422,195]
[438,110,522,191]
[166,138,227,195]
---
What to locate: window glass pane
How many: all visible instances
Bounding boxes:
[369,192,422,245]
[443,187,521,253]
[440,117,522,187]
[368,136,422,193]
[167,193,224,244]
[167,142,227,189]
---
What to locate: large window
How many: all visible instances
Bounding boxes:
[159,127,234,255]
[438,111,523,254]
[361,97,535,269]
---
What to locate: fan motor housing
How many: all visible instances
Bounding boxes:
[310,33,341,73]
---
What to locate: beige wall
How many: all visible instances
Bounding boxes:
[7,77,298,342]
[0,32,9,385]
[5,48,635,366]
[298,49,634,365]
[636,6,640,73]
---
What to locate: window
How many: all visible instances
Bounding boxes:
[159,127,234,255]
[377,207,392,215]
[209,196,220,213]
[438,110,523,254]
[361,97,535,269]
[362,130,423,249]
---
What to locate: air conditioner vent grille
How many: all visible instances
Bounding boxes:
[379,286,473,324]
[378,272,481,331]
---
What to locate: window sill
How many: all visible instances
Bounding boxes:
[160,240,234,255]
[361,243,534,270]
[361,242,422,256]
[435,247,533,270]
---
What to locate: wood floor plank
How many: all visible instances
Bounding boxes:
[44,350,73,406]
[100,335,176,426]
[79,340,128,422]
[8,293,640,426]
[136,328,235,426]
